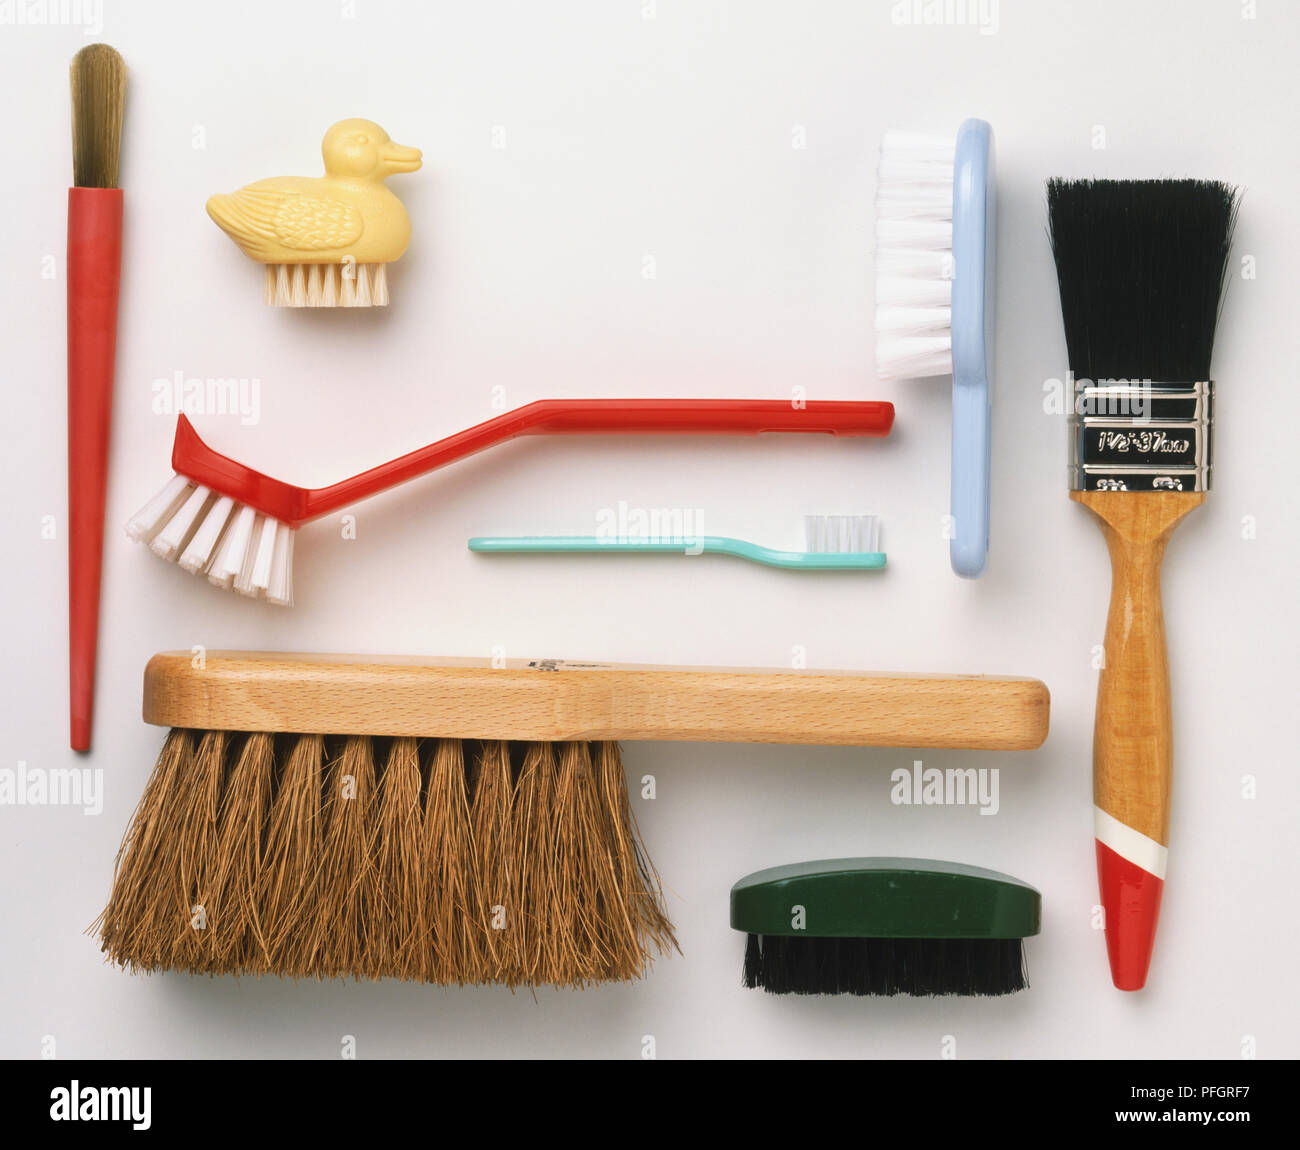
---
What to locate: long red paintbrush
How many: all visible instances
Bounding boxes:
[68,44,127,751]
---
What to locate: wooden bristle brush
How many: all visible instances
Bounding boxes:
[1047,178,1240,990]
[96,653,1050,987]
[67,44,127,750]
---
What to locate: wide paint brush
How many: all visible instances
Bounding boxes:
[1047,178,1239,990]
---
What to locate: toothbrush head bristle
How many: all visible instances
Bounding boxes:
[804,515,882,555]
[126,475,294,605]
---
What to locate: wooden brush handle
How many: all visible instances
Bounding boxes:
[143,651,1049,750]
[1071,490,1204,990]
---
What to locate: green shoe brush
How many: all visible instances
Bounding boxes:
[469,514,885,571]
[731,858,1040,997]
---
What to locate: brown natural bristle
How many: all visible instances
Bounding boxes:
[70,43,126,188]
[94,733,678,987]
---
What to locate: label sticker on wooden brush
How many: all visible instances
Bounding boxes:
[526,660,617,672]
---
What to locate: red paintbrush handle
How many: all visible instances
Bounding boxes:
[172,398,894,527]
[68,187,123,751]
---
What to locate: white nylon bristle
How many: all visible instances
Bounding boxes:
[244,514,280,594]
[876,185,952,217]
[264,262,388,307]
[876,306,952,334]
[876,277,952,308]
[354,264,374,306]
[208,504,256,589]
[125,473,192,543]
[178,494,235,573]
[126,477,295,605]
[877,248,954,278]
[233,514,266,595]
[148,484,213,561]
[875,130,956,382]
[875,219,953,248]
[804,515,881,555]
[267,522,294,606]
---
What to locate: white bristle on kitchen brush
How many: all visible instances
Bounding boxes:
[178,495,234,573]
[148,484,213,561]
[125,475,295,605]
[804,515,881,554]
[124,474,191,543]
[875,130,956,381]
[208,504,256,589]
[267,521,294,605]
[237,515,278,596]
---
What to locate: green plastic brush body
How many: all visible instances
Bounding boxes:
[731,857,1040,938]
[731,858,1041,997]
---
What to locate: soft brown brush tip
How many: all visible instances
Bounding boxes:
[70,43,127,189]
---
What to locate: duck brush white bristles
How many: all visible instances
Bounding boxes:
[264,262,389,307]
[126,476,294,605]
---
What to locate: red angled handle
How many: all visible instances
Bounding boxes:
[173,398,894,528]
[515,398,894,437]
[68,187,124,751]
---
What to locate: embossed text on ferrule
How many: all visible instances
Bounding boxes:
[1096,428,1191,455]
[1068,380,1214,493]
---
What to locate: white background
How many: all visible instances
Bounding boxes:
[2,0,1297,1059]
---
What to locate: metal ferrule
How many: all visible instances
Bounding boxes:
[1068,380,1213,493]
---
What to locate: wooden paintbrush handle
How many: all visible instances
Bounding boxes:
[143,651,1049,750]
[1072,490,1204,989]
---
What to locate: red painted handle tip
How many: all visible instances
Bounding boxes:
[1096,839,1164,991]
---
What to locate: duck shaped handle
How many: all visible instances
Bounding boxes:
[206,118,422,307]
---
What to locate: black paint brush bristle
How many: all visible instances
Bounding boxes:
[1047,178,1240,381]
[70,43,127,189]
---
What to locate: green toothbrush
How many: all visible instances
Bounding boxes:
[469,514,885,571]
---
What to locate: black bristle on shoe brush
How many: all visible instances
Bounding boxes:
[731,859,1041,997]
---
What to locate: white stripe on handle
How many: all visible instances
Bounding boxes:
[1094,806,1168,879]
